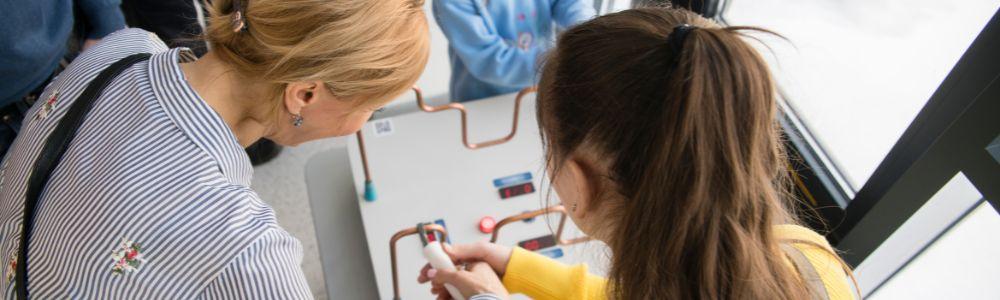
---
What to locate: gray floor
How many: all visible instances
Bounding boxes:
[250,137,348,300]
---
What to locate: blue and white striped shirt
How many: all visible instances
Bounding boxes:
[0,29,311,299]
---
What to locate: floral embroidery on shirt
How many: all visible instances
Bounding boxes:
[35,91,58,120]
[111,238,145,275]
[6,251,15,282]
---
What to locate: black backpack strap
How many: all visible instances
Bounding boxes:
[17,53,152,299]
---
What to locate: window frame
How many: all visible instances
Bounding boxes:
[828,7,1000,265]
[756,6,1000,294]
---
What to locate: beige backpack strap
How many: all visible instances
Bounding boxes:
[780,244,830,300]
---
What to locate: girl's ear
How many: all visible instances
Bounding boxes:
[562,156,600,218]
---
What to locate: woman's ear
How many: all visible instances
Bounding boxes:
[283,81,323,115]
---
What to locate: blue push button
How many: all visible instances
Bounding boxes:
[433,219,451,243]
[493,172,532,188]
[539,248,564,259]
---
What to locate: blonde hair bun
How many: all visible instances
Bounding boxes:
[205,0,430,105]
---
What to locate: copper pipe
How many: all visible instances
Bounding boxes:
[389,223,449,300]
[356,87,536,201]
[489,205,591,246]
[357,130,377,201]
[412,86,536,150]
[356,131,372,182]
[386,206,587,298]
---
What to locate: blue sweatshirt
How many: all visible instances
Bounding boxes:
[433,0,594,102]
[0,0,125,107]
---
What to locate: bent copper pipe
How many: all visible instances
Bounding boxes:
[389,223,449,300]
[387,206,587,298]
[489,205,591,246]
[412,86,535,149]
[356,131,372,182]
[355,86,537,201]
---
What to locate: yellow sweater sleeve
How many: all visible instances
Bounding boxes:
[501,247,607,299]
[500,226,854,300]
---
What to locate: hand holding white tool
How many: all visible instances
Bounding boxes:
[418,223,464,300]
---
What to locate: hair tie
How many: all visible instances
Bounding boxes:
[667,24,695,54]
[230,0,248,33]
[664,24,696,72]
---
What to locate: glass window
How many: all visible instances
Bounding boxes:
[852,173,986,296]
[725,0,1000,188]
[869,201,1000,299]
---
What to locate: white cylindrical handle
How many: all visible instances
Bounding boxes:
[422,241,464,300]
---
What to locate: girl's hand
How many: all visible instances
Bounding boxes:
[424,261,510,300]
[417,242,514,299]
[437,241,514,275]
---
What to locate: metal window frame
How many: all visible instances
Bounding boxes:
[779,93,855,244]
[771,6,1000,268]
[709,3,1000,296]
[831,7,1000,266]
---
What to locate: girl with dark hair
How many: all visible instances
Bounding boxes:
[418,7,857,300]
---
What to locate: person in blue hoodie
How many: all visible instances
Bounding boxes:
[433,0,595,102]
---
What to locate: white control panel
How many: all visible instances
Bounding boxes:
[346,92,608,299]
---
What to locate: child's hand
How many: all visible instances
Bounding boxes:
[450,241,513,275]
[423,261,510,300]
[421,241,514,276]
[417,241,513,299]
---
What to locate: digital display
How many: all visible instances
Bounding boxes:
[518,234,556,251]
[498,182,534,199]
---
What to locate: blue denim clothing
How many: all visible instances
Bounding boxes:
[0,0,126,107]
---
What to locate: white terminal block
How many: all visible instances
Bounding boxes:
[422,241,464,300]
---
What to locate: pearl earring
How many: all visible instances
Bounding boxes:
[292,114,304,127]
[571,203,578,212]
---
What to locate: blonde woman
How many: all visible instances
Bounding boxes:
[0,0,428,298]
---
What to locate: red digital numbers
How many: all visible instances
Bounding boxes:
[518,235,556,251]
[523,240,540,250]
[498,182,535,200]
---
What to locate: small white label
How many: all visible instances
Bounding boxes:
[373,119,394,137]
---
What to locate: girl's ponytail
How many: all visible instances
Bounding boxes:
[537,7,829,299]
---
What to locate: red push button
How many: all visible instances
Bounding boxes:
[478,217,496,234]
